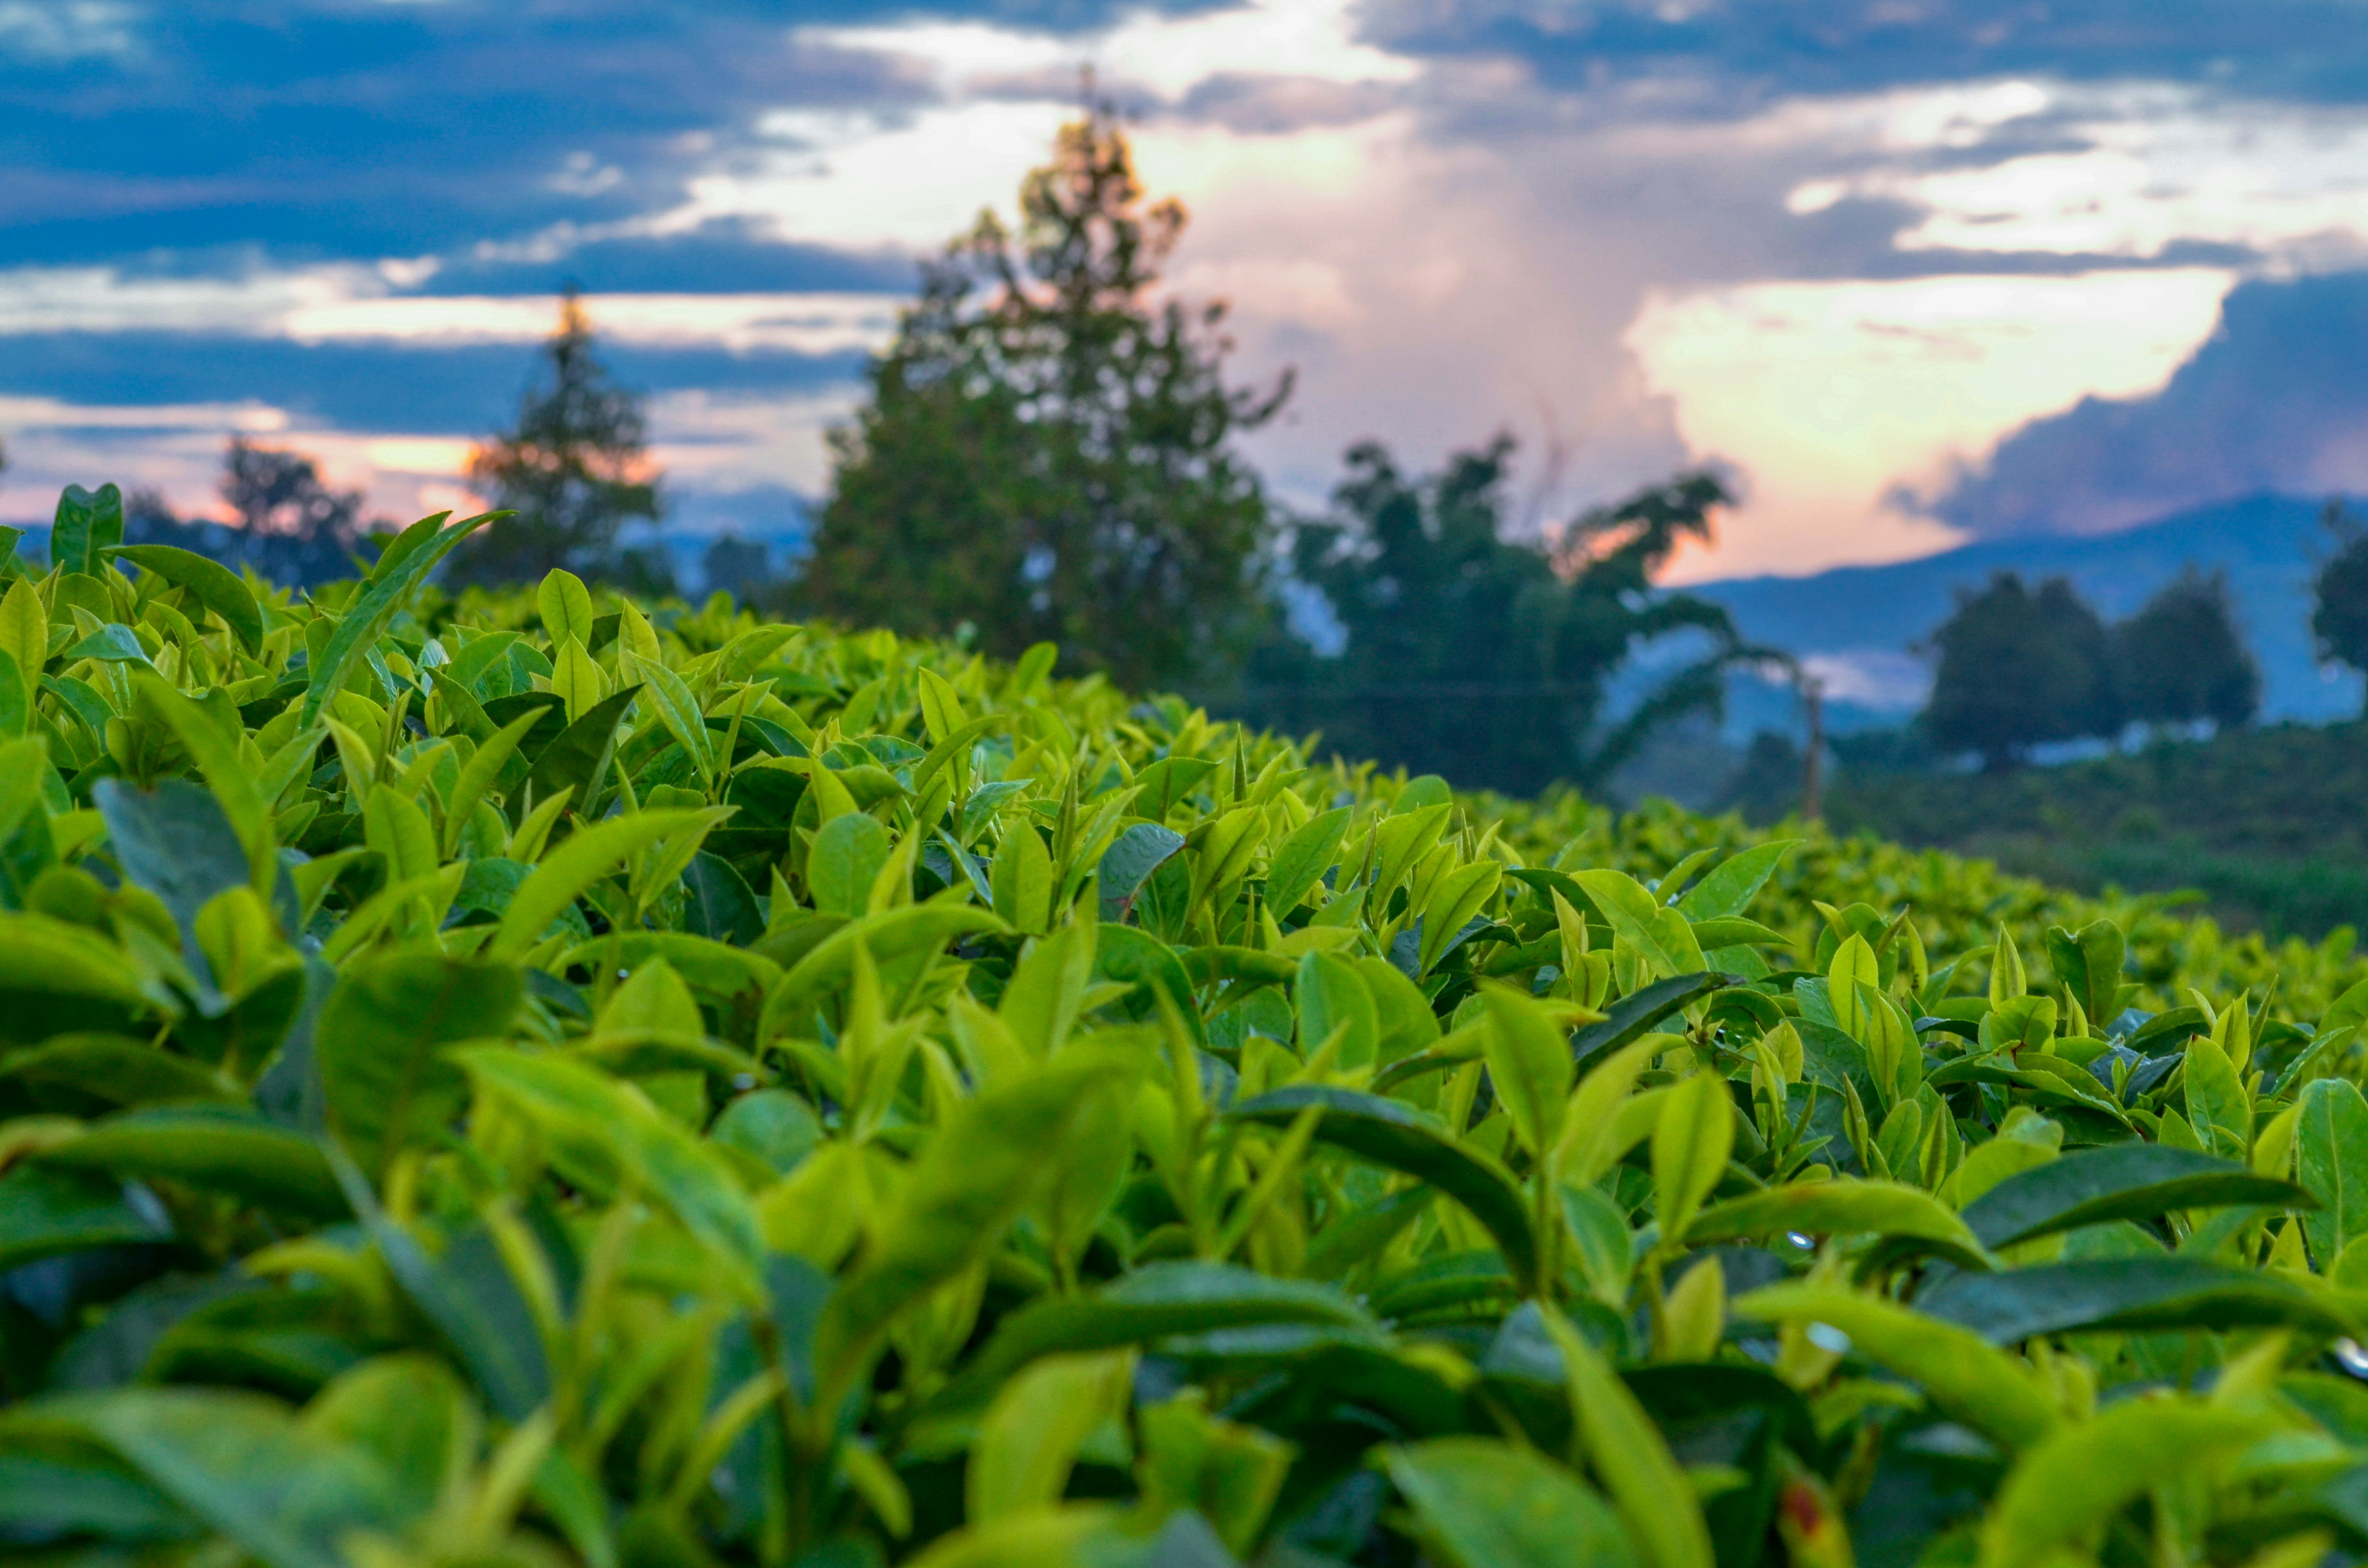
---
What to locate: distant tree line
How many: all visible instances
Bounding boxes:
[52,103,2366,803]
[1918,567,2261,771]
[794,102,1766,792]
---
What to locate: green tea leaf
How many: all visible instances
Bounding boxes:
[57,1385,407,1568]
[1385,1437,1639,1568]
[1231,1085,1538,1292]
[318,956,522,1179]
[1265,806,1349,917]
[1975,1401,2274,1568]
[2298,1077,2368,1268]
[0,1163,172,1270]
[459,1049,761,1294]
[1096,821,1185,920]
[1652,1070,1733,1248]
[488,807,716,961]
[1675,840,1800,921]
[300,511,491,729]
[1481,986,1574,1160]
[1917,1256,2356,1343]
[537,568,595,649]
[106,546,264,653]
[936,1262,1377,1414]
[39,1106,347,1219]
[816,1059,1115,1409]
[1538,1301,1712,1568]
[1688,1179,1987,1262]
[1295,951,1378,1070]
[1961,1145,2310,1252]
[1570,972,1731,1073]
[968,1350,1135,1522]
[1732,1284,2057,1451]
[810,812,892,918]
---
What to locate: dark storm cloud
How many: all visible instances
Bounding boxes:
[0,331,866,436]
[1360,1,2368,111]
[426,221,921,298]
[0,0,1219,276]
[1920,270,2368,537]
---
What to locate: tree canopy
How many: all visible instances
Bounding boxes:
[2313,500,2368,710]
[1237,437,1761,796]
[121,439,381,587]
[801,104,1288,691]
[1923,572,2119,769]
[2119,566,2259,733]
[453,288,662,587]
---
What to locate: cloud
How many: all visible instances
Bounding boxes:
[7,0,2368,585]
[1358,1,2368,110]
[1920,269,2368,537]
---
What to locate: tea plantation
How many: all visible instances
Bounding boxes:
[11,494,2368,1568]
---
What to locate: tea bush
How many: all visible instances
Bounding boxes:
[9,494,2368,1568]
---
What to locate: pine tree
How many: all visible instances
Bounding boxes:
[802,104,1288,689]
[453,288,661,586]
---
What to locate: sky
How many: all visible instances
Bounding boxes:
[3,1,2367,583]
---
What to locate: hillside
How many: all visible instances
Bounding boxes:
[1693,492,2360,737]
[13,513,2368,1568]
[1823,717,2368,940]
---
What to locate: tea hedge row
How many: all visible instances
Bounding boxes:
[6,501,2368,1568]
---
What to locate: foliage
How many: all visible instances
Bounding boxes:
[1820,715,2368,942]
[12,489,2368,1568]
[1237,439,1761,796]
[802,105,1288,690]
[454,288,664,589]
[2314,500,2368,710]
[1925,571,2120,769]
[2117,567,2260,734]
[115,440,386,589]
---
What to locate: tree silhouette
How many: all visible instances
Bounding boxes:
[2119,567,2259,733]
[453,288,661,586]
[1236,437,1763,795]
[1924,573,2119,769]
[802,103,1288,690]
[2312,500,2368,713]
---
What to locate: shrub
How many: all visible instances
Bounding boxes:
[6,491,2368,1568]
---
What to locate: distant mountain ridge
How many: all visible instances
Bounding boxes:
[1690,493,2362,735]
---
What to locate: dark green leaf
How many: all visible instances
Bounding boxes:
[106,546,265,653]
[1385,1438,1640,1568]
[936,1261,1377,1414]
[2298,1077,2368,1267]
[53,484,123,577]
[1098,821,1186,919]
[0,1034,231,1113]
[0,1448,197,1545]
[1915,1257,2356,1343]
[64,624,150,664]
[1675,840,1800,920]
[1569,972,1733,1074]
[0,1163,171,1271]
[1229,1085,1538,1292]
[40,1107,347,1220]
[1263,806,1349,917]
[522,683,641,817]
[712,1090,823,1177]
[93,778,247,959]
[299,511,493,729]
[1961,1145,2310,1251]
[58,1385,406,1568]
[317,956,522,1179]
